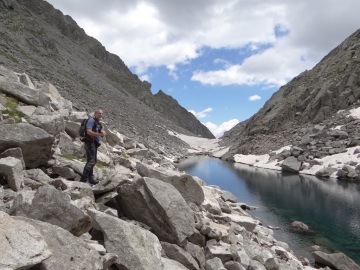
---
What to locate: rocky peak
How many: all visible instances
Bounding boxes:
[222,28,360,156]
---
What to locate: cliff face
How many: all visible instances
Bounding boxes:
[0,0,214,153]
[222,29,360,156]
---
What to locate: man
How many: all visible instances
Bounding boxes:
[81,109,106,185]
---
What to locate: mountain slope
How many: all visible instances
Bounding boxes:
[0,0,214,154]
[221,29,360,157]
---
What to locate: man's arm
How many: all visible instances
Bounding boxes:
[86,128,105,137]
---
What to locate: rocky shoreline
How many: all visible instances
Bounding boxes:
[1,66,360,270]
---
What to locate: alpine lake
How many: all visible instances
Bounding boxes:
[178,156,360,265]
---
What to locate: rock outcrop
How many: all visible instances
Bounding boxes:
[222,29,360,158]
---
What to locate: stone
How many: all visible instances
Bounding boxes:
[0,212,52,270]
[202,186,222,215]
[162,257,190,270]
[290,221,310,233]
[0,156,24,191]
[0,147,25,169]
[88,209,164,270]
[11,185,92,236]
[312,251,360,270]
[186,242,206,268]
[16,216,104,270]
[0,123,54,168]
[315,167,337,178]
[282,156,302,173]
[28,113,65,135]
[161,241,200,270]
[136,162,205,205]
[117,177,195,244]
[205,257,226,270]
[224,261,246,270]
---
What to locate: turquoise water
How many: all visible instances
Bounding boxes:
[178,156,360,264]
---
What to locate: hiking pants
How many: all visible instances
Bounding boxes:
[82,141,97,181]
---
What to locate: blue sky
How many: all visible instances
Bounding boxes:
[46,0,360,137]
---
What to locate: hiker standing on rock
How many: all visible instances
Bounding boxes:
[81,109,106,185]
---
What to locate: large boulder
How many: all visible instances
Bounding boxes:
[0,123,54,168]
[161,242,200,270]
[312,251,360,270]
[10,185,91,236]
[88,209,163,270]
[136,162,205,205]
[117,177,196,244]
[28,113,65,135]
[0,212,52,270]
[281,156,302,173]
[16,216,104,270]
[201,186,222,215]
[0,66,40,106]
[0,66,72,111]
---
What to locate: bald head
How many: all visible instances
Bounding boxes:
[94,109,103,120]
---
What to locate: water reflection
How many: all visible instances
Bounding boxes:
[178,156,360,264]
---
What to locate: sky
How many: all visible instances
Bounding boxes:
[46,0,360,138]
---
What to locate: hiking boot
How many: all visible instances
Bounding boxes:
[88,178,99,185]
[80,177,87,183]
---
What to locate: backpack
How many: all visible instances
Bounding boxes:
[79,118,89,141]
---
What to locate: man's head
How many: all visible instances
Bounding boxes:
[94,109,103,120]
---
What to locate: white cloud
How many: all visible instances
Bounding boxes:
[167,64,179,80]
[139,74,150,82]
[189,107,213,119]
[46,0,360,85]
[204,119,239,138]
[249,95,261,101]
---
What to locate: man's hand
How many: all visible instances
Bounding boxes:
[100,131,106,137]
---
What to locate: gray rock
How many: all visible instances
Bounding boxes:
[16,216,104,270]
[88,209,164,270]
[0,147,25,169]
[312,251,360,270]
[162,257,190,270]
[25,168,53,183]
[220,190,238,203]
[65,120,81,138]
[136,162,205,205]
[0,156,24,191]
[205,241,233,264]
[52,165,77,180]
[0,212,52,270]
[117,177,195,244]
[92,171,128,196]
[330,130,349,138]
[224,261,246,270]
[11,185,91,236]
[205,257,226,270]
[0,123,54,168]
[161,242,200,270]
[9,189,36,217]
[186,242,206,268]
[57,132,85,157]
[290,221,310,233]
[315,167,337,178]
[28,113,65,135]
[281,156,302,173]
[248,260,266,270]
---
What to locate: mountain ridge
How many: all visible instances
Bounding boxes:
[221,28,360,157]
[0,0,214,156]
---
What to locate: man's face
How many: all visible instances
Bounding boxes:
[95,110,103,120]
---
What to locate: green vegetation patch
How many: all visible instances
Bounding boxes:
[1,96,25,122]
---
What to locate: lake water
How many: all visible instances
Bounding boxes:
[178,156,360,264]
